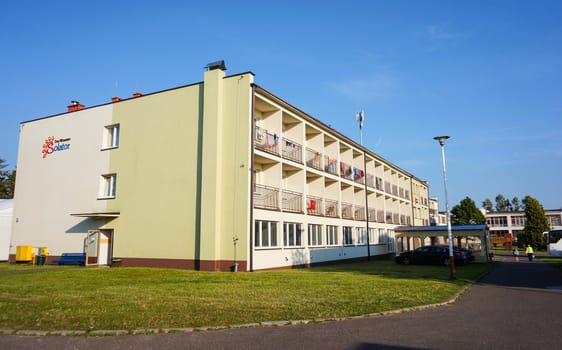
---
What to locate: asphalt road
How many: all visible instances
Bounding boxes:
[2,255,561,349]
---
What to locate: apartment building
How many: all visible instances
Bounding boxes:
[486,209,562,247]
[10,62,429,271]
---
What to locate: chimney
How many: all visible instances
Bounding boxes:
[132,92,143,98]
[111,97,122,103]
[67,100,85,112]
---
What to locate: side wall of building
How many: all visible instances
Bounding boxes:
[11,105,113,258]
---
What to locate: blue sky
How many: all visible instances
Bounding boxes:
[1,1,561,210]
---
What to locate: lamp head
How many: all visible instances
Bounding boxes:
[433,135,450,146]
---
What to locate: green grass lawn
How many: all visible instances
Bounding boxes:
[0,261,493,332]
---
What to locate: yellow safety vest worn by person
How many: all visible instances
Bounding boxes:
[526,246,534,254]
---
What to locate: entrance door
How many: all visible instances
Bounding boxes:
[98,230,112,266]
[85,230,99,266]
[85,230,113,266]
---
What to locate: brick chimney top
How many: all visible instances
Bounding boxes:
[67,100,85,112]
[111,97,122,103]
[132,92,142,97]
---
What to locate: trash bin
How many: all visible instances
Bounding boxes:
[36,255,46,266]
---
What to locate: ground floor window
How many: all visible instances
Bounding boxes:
[284,222,302,247]
[308,224,323,246]
[368,228,377,244]
[254,220,278,248]
[355,227,366,245]
[387,230,395,252]
[343,226,353,245]
[326,225,338,246]
[378,228,388,244]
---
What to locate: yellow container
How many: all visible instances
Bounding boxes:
[16,245,33,261]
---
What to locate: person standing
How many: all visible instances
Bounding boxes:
[525,244,534,261]
[513,247,520,262]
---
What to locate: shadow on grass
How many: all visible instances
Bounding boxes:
[301,259,495,284]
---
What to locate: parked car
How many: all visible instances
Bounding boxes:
[459,247,475,263]
[395,245,467,266]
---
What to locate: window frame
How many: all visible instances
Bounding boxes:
[307,224,323,247]
[326,225,338,246]
[99,173,117,199]
[283,222,302,248]
[254,220,278,248]
[102,124,120,150]
[343,226,353,245]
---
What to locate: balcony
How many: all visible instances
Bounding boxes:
[354,205,366,221]
[353,168,365,185]
[306,148,323,171]
[254,184,279,210]
[282,189,303,213]
[324,155,338,176]
[377,210,385,223]
[375,177,383,191]
[366,174,375,188]
[325,199,339,218]
[368,208,377,222]
[340,162,353,181]
[342,202,354,219]
[306,195,323,216]
[384,181,391,194]
[255,126,280,156]
[282,138,302,163]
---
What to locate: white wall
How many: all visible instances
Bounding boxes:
[11,105,113,257]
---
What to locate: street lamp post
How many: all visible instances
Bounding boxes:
[356,111,371,260]
[433,135,456,279]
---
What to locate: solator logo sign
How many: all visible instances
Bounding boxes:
[42,136,71,158]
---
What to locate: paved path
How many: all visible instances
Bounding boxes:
[2,256,561,349]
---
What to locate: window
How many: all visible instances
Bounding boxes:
[103,124,120,149]
[355,227,366,245]
[343,226,353,245]
[100,174,117,198]
[308,224,323,246]
[254,220,278,248]
[387,230,395,252]
[326,225,338,246]
[284,222,302,247]
[378,228,387,244]
[368,228,377,244]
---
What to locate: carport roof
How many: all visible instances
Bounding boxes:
[394,224,487,237]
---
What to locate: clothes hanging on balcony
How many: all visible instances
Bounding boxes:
[308,199,316,211]
[266,133,278,146]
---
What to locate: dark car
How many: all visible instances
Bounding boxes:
[459,248,475,263]
[395,245,467,266]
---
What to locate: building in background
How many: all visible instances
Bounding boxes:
[10,63,430,271]
[0,199,14,261]
[486,209,562,248]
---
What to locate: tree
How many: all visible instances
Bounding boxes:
[518,196,549,250]
[512,197,521,211]
[451,197,486,225]
[482,198,493,212]
[495,194,511,212]
[0,159,16,199]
